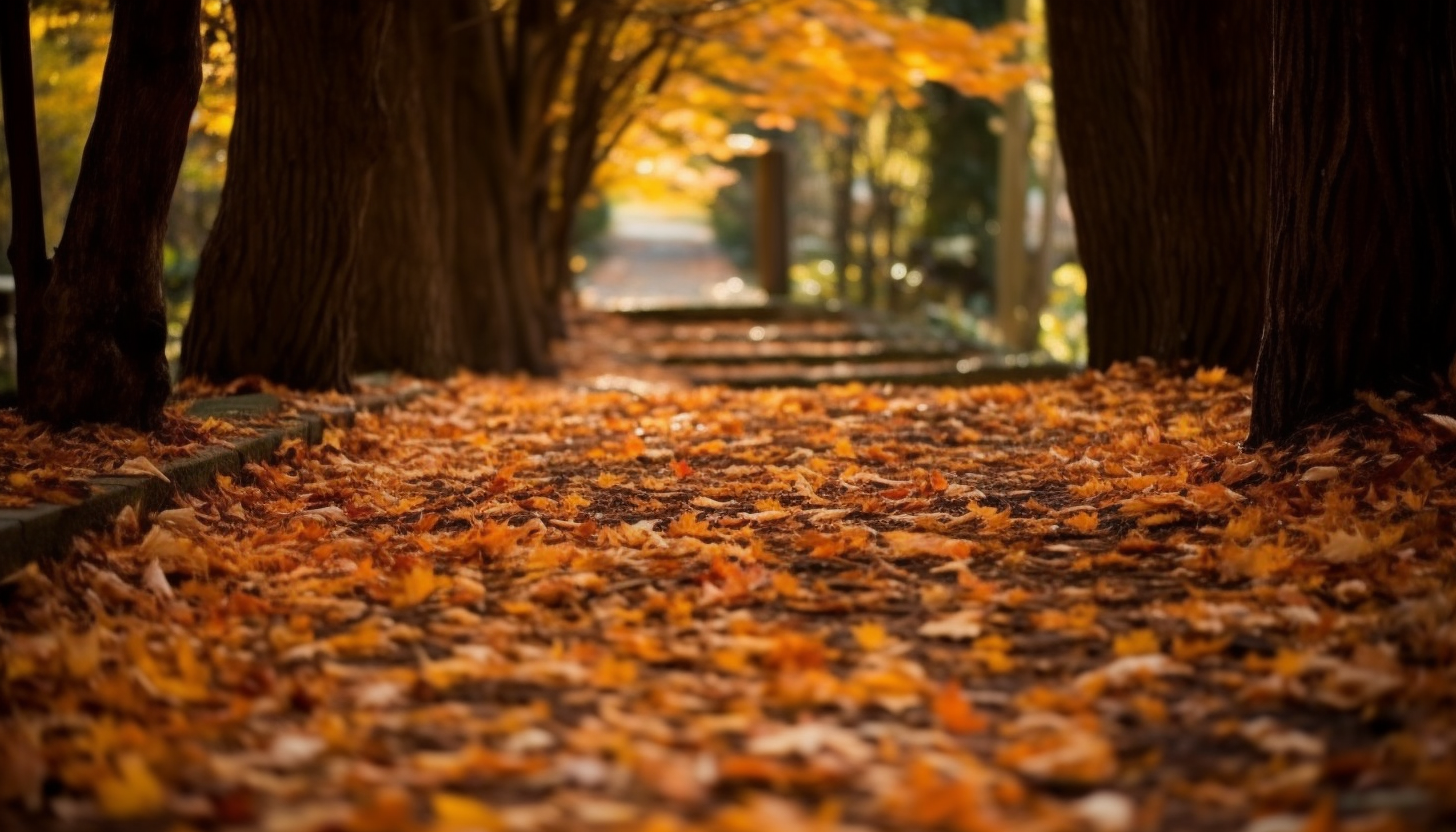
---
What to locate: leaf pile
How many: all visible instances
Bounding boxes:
[3,364,1456,832]
[0,406,257,508]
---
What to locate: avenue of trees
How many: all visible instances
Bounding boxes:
[2,0,1026,411]
[1,0,1454,447]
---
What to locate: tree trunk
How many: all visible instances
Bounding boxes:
[353,3,458,379]
[0,0,48,412]
[1046,0,1156,368]
[994,0,1032,350]
[1046,0,1267,372]
[755,146,790,298]
[14,0,200,427]
[444,2,551,376]
[1027,139,1062,331]
[1249,0,1456,444]
[1144,1,1268,371]
[828,120,857,303]
[182,0,390,391]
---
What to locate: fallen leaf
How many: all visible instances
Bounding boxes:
[117,456,170,482]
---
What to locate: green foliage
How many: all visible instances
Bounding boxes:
[923,0,1005,277]
[709,154,757,271]
[573,193,612,256]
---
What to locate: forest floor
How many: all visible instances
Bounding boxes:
[3,363,1456,832]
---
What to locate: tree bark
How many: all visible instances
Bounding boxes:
[0,0,48,411]
[1047,0,1267,372]
[15,0,200,427]
[182,0,390,391]
[353,3,458,379]
[1249,0,1456,444]
[828,120,857,303]
[444,1,548,375]
[1046,0,1157,368]
[1144,1,1268,371]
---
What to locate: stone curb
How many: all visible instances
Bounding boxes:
[0,384,420,578]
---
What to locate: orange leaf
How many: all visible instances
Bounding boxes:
[932,681,987,734]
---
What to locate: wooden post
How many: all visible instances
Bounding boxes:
[756,146,789,298]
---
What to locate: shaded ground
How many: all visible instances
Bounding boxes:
[2,365,1456,832]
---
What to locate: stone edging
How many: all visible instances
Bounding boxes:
[0,385,424,578]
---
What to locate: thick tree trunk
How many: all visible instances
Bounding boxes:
[1249,1,1456,444]
[444,1,548,375]
[13,0,201,426]
[182,0,390,391]
[354,4,458,379]
[0,0,48,411]
[1046,0,1156,368]
[1047,0,1267,372]
[1144,2,1268,371]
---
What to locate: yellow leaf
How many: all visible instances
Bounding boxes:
[61,628,100,678]
[431,792,506,832]
[1113,629,1161,657]
[95,754,166,819]
[852,622,888,651]
[1194,366,1227,386]
[393,563,439,608]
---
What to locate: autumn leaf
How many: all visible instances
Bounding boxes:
[1112,629,1160,657]
[393,562,440,607]
[431,793,506,832]
[117,456,170,481]
[95,754,167,818]
[932,681,988,734]
[851,622,888,651]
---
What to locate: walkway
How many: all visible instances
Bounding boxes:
[3,367,1453,831]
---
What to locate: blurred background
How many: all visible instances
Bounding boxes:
[0,0,1087,392]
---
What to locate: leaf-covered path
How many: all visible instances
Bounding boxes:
[4,366,1455,832]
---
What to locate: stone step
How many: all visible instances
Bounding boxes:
[648,340,980,366]
[612,302,849,324]
[685,355,1072,388]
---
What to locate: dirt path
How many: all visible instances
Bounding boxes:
[3,367,1455,832]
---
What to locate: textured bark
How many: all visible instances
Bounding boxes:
[1249,1,1456,444]
[182,0,390,390]
[1145,2,1268,371]
[16,0,201,426]
[1046,0,1157,368]
[1047,0,1267,372]
[444,1,542,375]
[354,4,458,378]
[0,0,48,409]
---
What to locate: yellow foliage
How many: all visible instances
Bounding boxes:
[95,753,166,819]
[1112,629,1161,657]
[431,792,506,832]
